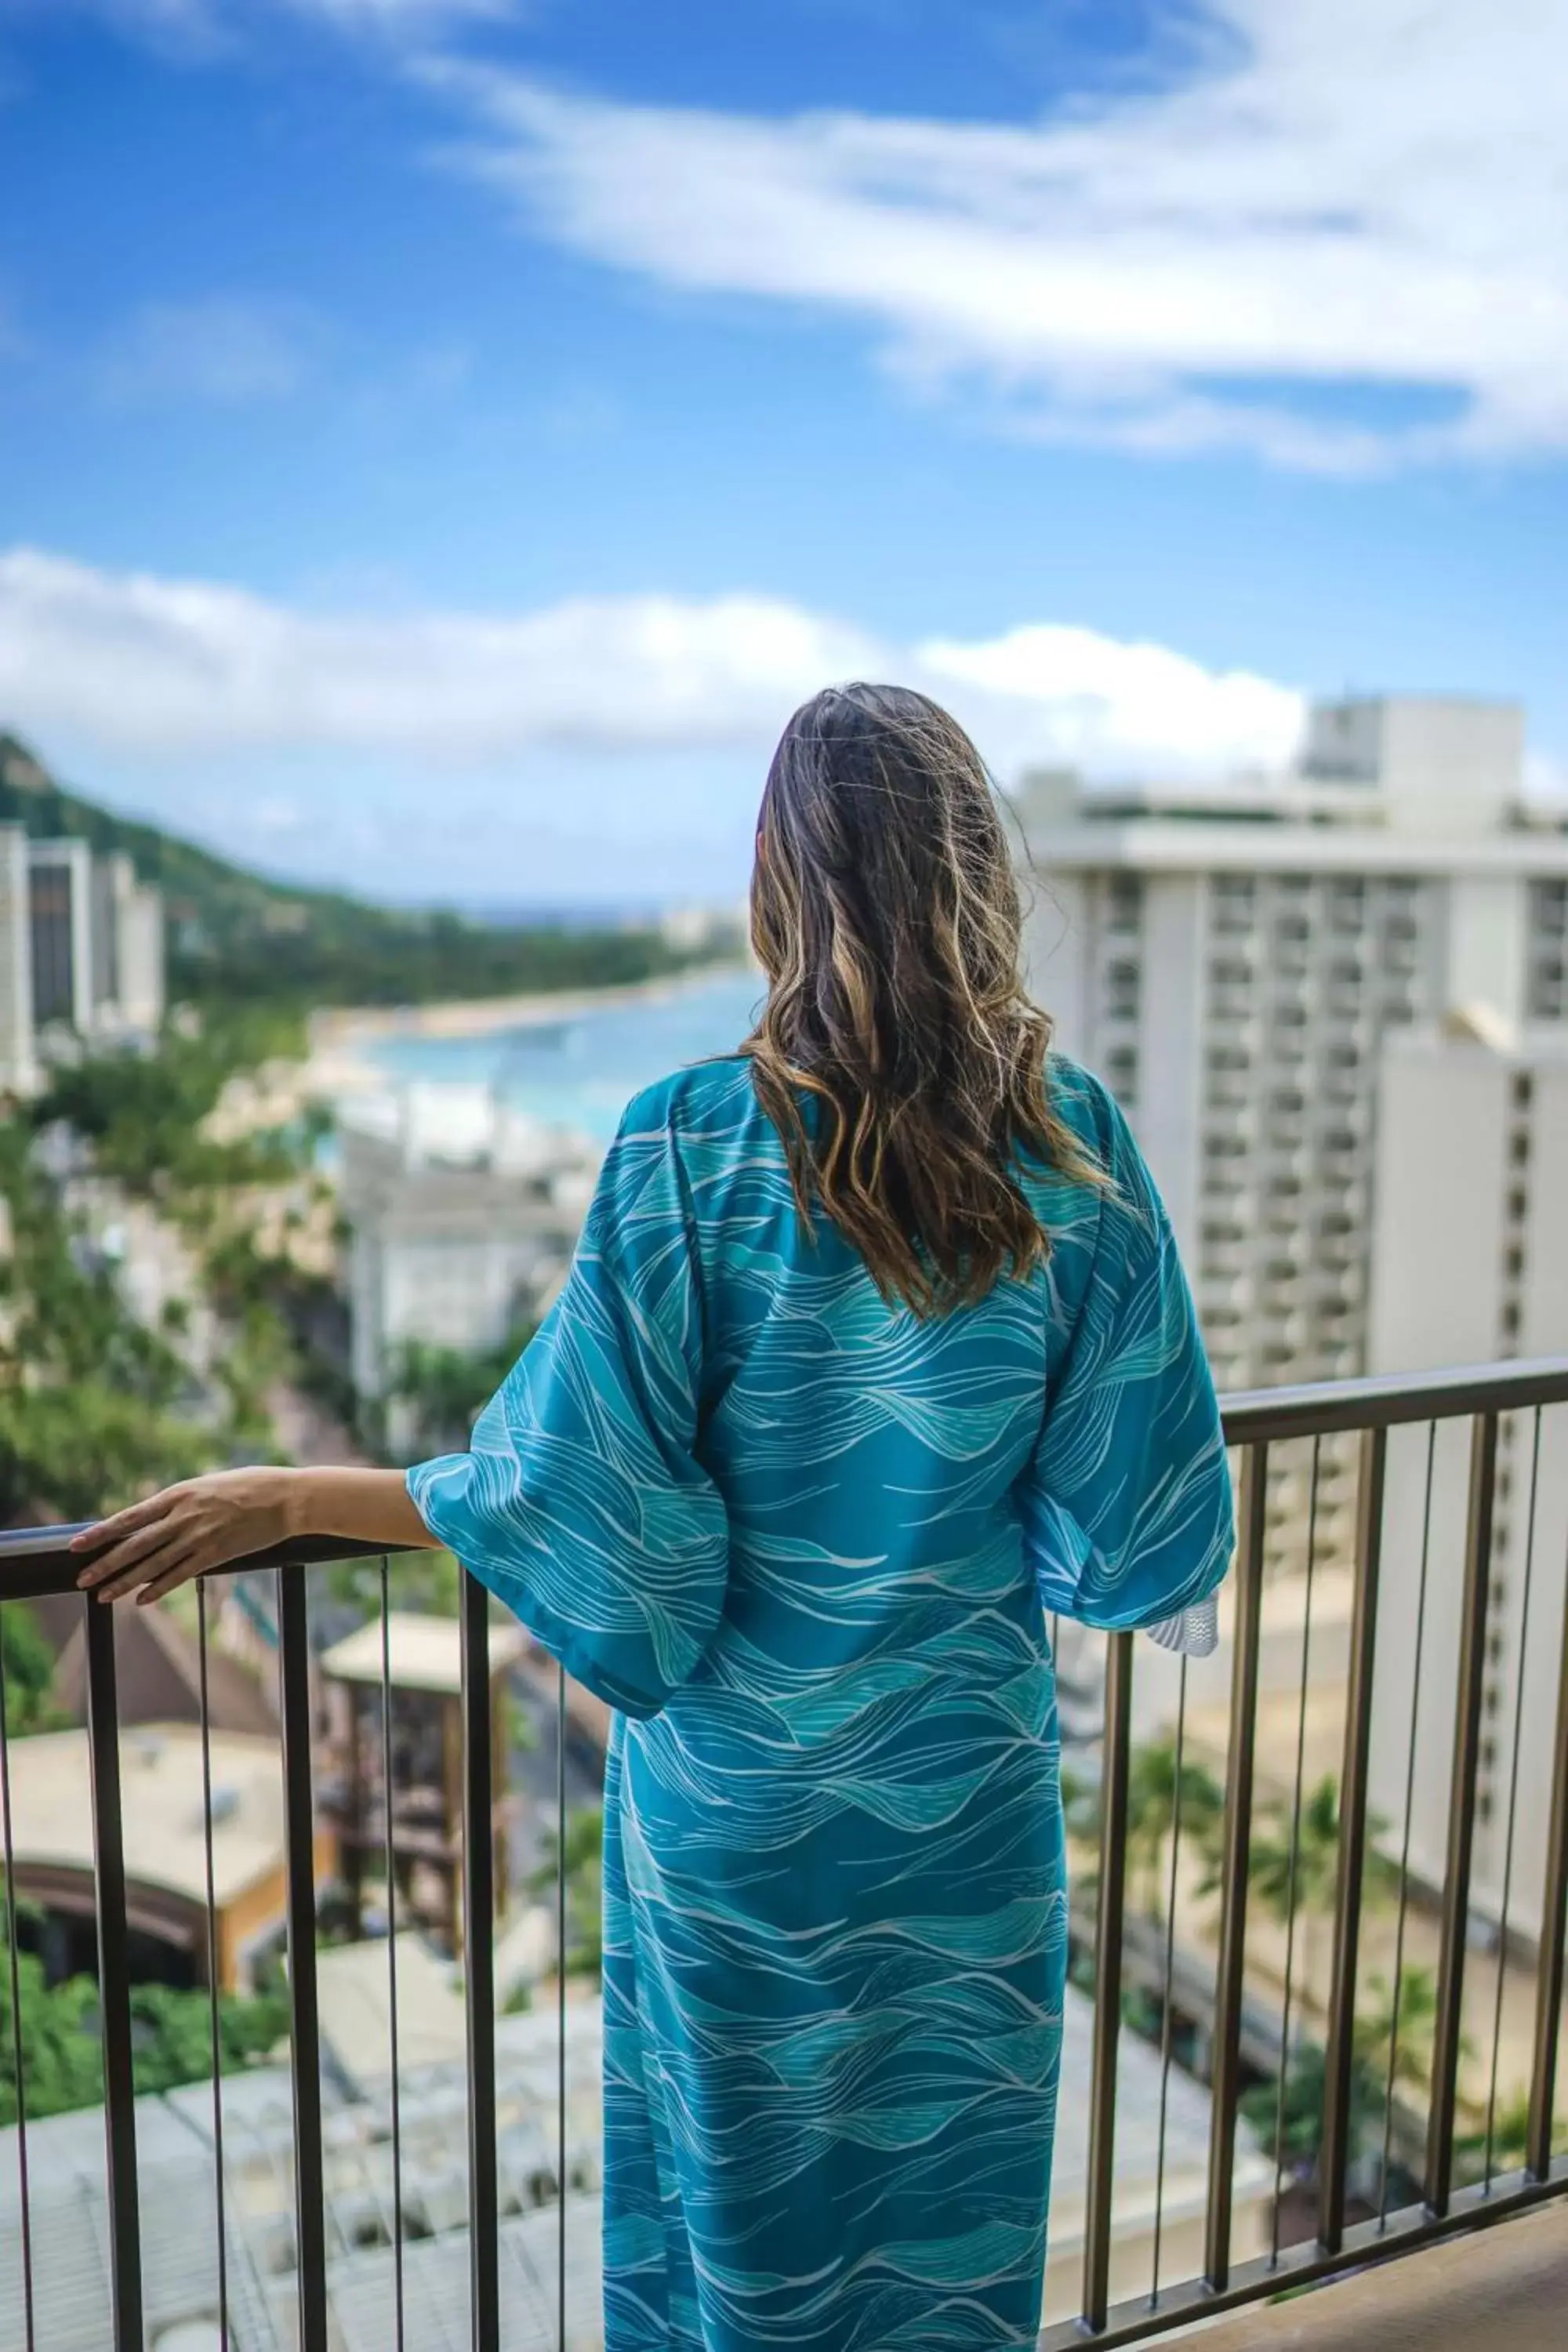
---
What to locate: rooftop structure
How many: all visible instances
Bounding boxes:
[0,2049,605,2352]
[38,1592,278,1738]
[2,1720,332,1991]
[320,1610,522,1954]
[318,1610,525,1697]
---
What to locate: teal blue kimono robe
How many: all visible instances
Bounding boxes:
[409,1054,1232,2351]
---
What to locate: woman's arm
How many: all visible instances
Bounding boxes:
[71,1465,441,1607]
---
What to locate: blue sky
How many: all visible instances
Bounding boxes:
[1,0,1564,904]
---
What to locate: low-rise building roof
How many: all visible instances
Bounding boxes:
[319,1610,524,1696]
[2,1721,289,1910]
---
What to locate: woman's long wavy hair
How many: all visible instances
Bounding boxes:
[744,682,1099,1317]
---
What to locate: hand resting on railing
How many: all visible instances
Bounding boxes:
[70,1464,441,1606]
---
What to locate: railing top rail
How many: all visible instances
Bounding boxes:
[1219,1353,1568,1444]
[0,1526,384,1602]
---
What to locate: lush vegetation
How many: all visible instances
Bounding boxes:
[0,1887,291,2125]
[0,1602,65,1737]
[1240,1964,1441,2174]
[1062,1737,1549,2201]
[0,1118,217,1523]
[34,1009,309,1201]
[1,729,725,1018]
[0,993,344,1525]
[0,728,735,1523]
[385,1322,537,1456]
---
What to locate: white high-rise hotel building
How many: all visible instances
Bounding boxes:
[1017,695,1568,1578]
[1019,695,1568,1940]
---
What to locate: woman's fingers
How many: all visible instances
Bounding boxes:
[70,1468,297,1602]
[92,1538,206,1605]
[77,1504,192,1590]
[136,1555,215,1606]
[70,1487,187,1556]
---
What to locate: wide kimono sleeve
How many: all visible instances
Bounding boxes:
[1019,1077,1234,1653]
[406,1099,730,1720]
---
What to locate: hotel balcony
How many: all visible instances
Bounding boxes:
[2,1356,1568,2351]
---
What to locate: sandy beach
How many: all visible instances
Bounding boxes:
[305,961,757,1098]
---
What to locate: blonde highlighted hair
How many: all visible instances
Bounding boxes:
[744,683,1100,1317]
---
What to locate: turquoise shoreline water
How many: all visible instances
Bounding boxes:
[363,969,765,1145]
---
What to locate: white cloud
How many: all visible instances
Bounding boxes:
[0,543,1304,786]
[100,298,321,405]
[919,625,1302,779]
[0,546,884,761]
[432,0,1568,472]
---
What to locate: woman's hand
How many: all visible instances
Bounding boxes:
[72,1466,303,1606]
[71,1464,438,1605]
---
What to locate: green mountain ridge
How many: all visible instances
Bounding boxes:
[0,731,710,1012]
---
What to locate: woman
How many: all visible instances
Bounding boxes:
[74,684,1232,2352]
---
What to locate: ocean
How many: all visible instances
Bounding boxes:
[361,967,766,1144]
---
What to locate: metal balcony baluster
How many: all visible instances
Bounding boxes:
[1082,1627,1133,2332]
[379,1558,407,2352]
[196,1578,232,2350]
[278,1565,328,2352]
[0,1602,38,2352]
[85,1596,143,2352]
[460,1566,503,2352]
[1319,1423,1386,2252]
[1425,1414,1499,2218]
[1203,1439,1268,2293]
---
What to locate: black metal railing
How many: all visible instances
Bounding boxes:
[0,1528,575,2352]
[1062,1354,1568,2346]
[0,1354,1566,2350]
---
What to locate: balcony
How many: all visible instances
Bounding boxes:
[2,1356,1568,2351]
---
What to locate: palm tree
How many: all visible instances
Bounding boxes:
[1226,1777,1397,2009]
[1355,1964,1442,2103]
[1125,1737,1225,1919]
[1062,1739,1225,1922]
[1243,1965,1448,2190]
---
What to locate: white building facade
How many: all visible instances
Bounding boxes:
[91,848,166,1036]
[0,824,38,1096]
[1017,695,1568,1576]
[339,1085,598,1450]
[1367,1022,1568,1941]
[0,835,168,1082]
[27,836,96,1037]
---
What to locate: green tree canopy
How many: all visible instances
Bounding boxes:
[0,1121,212,1523]
[386,1323,538,1457]
[1,1600,65,1737]
[0,1887,291,2127]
